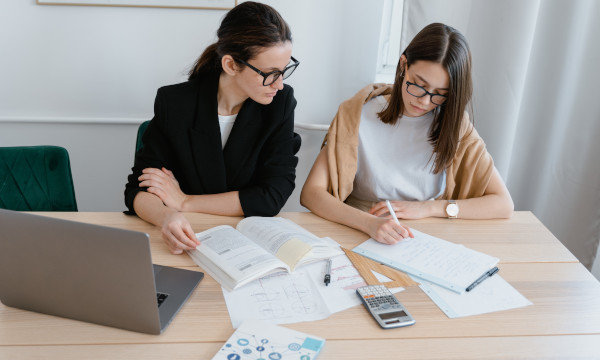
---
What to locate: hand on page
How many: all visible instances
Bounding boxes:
[160,212,199,254]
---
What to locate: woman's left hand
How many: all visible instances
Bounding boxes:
[369,200,432,220]
[138,167,188,211]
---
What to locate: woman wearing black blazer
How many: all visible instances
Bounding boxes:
[125,2,301,254]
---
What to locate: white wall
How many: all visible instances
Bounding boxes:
[0,0,385,212]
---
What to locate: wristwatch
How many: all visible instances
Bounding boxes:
[446,200,459,219]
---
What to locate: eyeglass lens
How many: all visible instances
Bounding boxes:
[264,62,298,86]
[407,83,447,105]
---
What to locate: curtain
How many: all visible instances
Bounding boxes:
[400,0,600,270]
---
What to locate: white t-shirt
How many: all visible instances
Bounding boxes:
[351,96,445,202]
[218,114,237,149]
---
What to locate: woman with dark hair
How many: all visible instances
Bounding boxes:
[125,2,301,254]
[301,23,513,245]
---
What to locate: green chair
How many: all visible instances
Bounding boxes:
[0,146,78,211]
[135,120,151,153]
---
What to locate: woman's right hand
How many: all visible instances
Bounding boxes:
[367,217,414,245]
[160,212,200,254]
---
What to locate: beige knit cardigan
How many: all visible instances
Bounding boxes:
[323,83,494,202]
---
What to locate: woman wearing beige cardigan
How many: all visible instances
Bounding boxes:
[301,23,513,245]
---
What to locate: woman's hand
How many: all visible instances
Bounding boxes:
[369,200,433,220]
[138,167,188,211]
[160,212,200,254]
[366,216,414,245]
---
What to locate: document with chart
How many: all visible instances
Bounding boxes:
[222,254,404,328]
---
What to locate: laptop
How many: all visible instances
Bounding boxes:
[0,209,204,334]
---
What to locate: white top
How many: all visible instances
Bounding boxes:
[351,96,445,202]
[218,114,237,149]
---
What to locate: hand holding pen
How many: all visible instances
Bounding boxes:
[365,200,414,245]
[372,200,414,245]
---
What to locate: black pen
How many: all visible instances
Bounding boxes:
[465,266,499,292]
[324,258,332,286]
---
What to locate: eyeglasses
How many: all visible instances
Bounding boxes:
[236,56,299,86]
[405,81,448,106]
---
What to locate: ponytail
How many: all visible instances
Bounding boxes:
[188,43,219,80]
[187,1,292,81]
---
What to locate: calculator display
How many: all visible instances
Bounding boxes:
[357,285,416,329]
[379,311,408,320]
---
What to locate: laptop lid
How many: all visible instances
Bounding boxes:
[0,209,203,334]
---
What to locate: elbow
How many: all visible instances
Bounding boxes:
[299,185,316,210]
[299,187,308,208]
[499,197,515,219]
[239,183,294,217]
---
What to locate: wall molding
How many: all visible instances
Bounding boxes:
[0,116,329,131]
[0,116,145,125]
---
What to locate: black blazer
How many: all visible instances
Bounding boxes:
[124,71,301,216]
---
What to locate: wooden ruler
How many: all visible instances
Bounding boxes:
[341,247,418,288]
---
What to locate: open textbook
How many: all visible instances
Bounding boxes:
[187,217,343,291]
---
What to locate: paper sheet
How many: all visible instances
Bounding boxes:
[419,274,532,318]
[307,254,403,313]
[223,270,331,328]
[212,320,325,360]
[353,229,499,293]
[223,254,403,327]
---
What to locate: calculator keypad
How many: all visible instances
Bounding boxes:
[357,285,403,310]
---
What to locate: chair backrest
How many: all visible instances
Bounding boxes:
[0,146,78,211]
[135,120,151,153]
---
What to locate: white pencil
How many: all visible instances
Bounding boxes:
[385,200,401,225]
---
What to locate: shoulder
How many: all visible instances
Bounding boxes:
[455,112,491,162]
[257,84,296,123]
[271,84,296,107]
[156,78,201,100]
[339,83,393,112]
[458,112,480,143]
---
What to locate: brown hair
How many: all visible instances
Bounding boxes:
[188,1,292,80]
[378,23,473,174]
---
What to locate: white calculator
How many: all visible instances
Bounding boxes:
[356,285,416,329]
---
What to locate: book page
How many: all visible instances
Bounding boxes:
[195,225,286,280]
[236,217,341,269]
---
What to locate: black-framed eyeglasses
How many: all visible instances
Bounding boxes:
[236,56,299,86]
[405,81,448,106]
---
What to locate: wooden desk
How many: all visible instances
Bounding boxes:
[1,212,599,359]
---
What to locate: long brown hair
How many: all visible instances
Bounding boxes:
[188,1,292,80]
[378,23,473,174]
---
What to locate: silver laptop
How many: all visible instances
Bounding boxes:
[0,209,203,335]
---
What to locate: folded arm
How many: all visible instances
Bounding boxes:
[369,167,514,219]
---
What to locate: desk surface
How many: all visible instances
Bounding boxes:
[1,211,599,359]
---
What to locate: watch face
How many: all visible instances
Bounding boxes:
[446,203,459,217]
